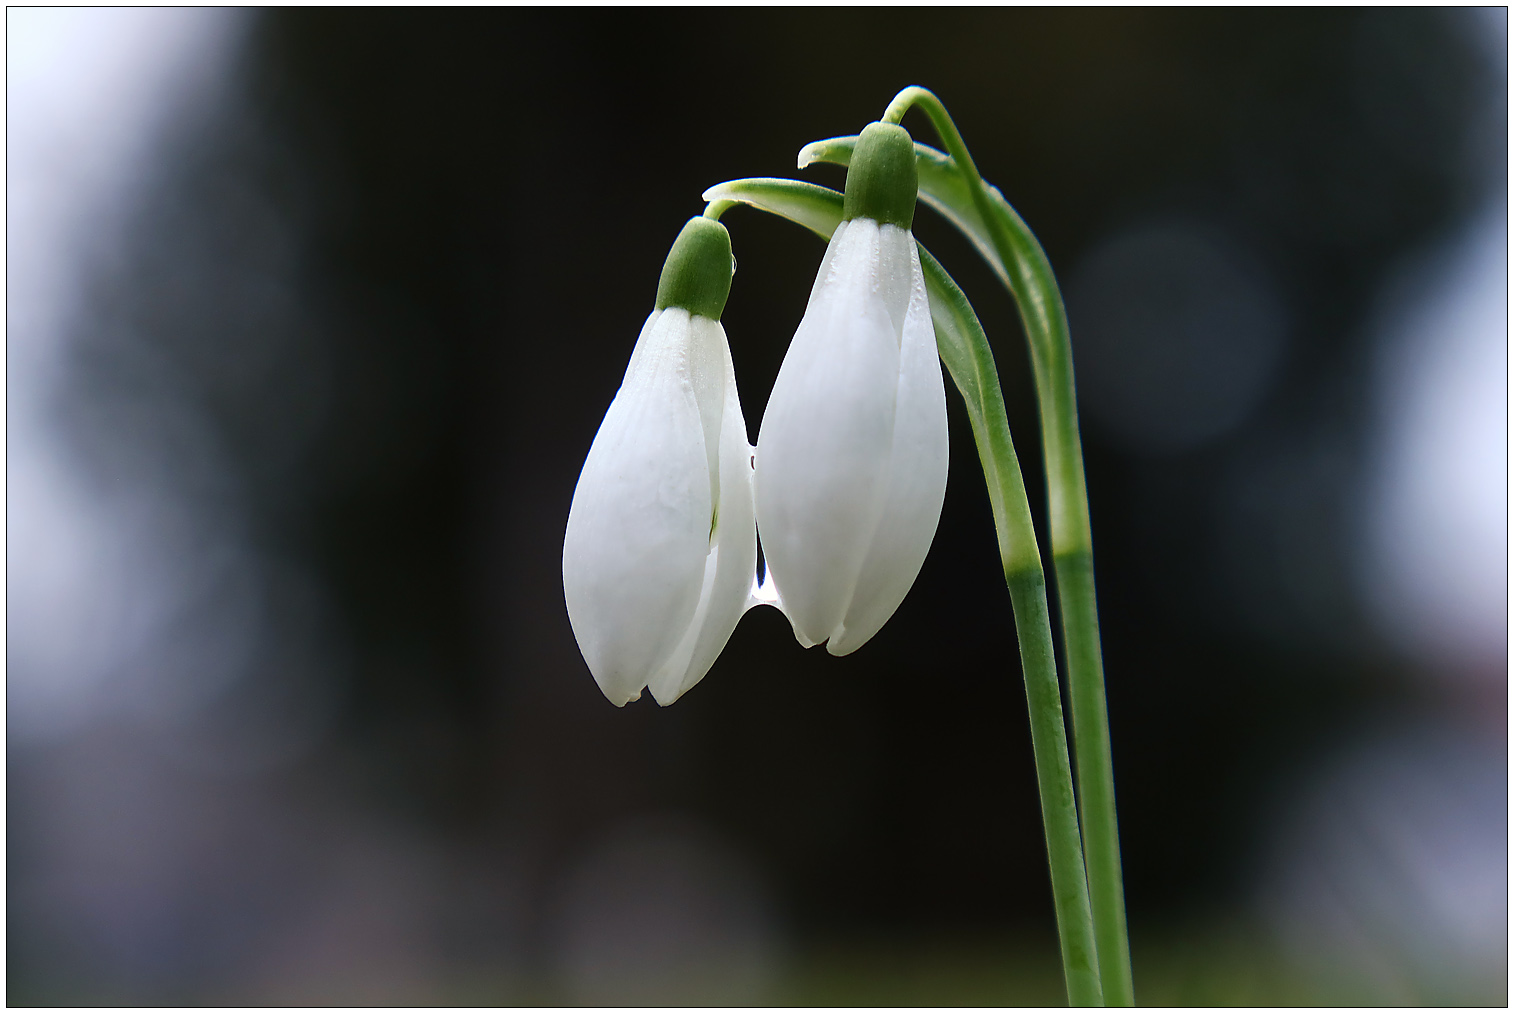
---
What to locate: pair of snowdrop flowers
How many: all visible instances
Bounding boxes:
[563,123,948,706]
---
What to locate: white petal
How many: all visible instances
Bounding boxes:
[755,218,905,646]
[828,233,949,655]
[647,317,758,705]
[563,308,713,706]
[686,308,726,514]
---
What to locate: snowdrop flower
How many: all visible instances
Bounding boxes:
[563,217,757,706]
[755,122,948,655]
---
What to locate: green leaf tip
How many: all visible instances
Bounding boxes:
[654,216,734,321]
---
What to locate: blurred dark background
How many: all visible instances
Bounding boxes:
[8,8,1506,1003]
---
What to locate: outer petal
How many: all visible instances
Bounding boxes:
[756,220,892,645]
[563,309,713,706]
[647,317,758,705]
[755,219,911,646]
[827,231,949,655]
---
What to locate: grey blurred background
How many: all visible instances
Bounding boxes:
[7,9,1506,1004]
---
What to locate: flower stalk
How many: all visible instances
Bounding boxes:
[922,247,1104,1007]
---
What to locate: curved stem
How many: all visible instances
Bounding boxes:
[886,86,1134,1007]
[921,248,1102,1007]
[880,90,915,125]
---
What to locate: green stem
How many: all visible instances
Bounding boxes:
[887,86,1134,1006]
[920,249,1103,1007]
[1007,570,1103,1006]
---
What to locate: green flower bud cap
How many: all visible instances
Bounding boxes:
[842,121,918,231]
[654,216,735,321]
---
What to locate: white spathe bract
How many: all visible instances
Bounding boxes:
[755,217,948,655]
[563,307,757,706]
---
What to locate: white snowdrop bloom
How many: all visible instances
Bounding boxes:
[563,218,756,706]
[755,122,949,655]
